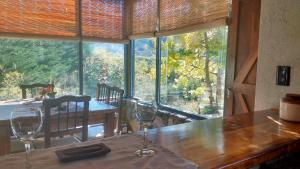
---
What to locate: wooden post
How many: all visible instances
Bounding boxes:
[0,120,11,156]
[22,88,26,99]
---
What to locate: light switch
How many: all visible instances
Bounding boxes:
[276,66,290,86]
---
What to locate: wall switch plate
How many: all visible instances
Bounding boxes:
[276,66,290,86]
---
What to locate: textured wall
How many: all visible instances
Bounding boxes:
[255,0,300,110]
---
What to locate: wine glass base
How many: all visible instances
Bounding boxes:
[135,149,155,157]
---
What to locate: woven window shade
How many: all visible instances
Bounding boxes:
[0,0,76,37]
[129,0,158,39]
[158,0,229,36]
[82,0,125,41]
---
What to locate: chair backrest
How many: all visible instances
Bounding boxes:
[43,95,90,148]
[108,86,124,131]
[96,83,110,103]
[20,83,54,99]
[108,86,124,108]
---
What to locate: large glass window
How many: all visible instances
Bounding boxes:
[0,38,79,101]
[134,38,156,101]
[83,42,124,97]
[160,27,227,118]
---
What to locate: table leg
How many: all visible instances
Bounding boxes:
[0,120,11,156]
[104,113,115,137]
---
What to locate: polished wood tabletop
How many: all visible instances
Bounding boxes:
[1,109,300,168]
[146,110,300,169]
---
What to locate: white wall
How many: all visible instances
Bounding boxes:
[255,0,300,110]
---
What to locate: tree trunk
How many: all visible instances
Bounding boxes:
[216,68,222,108]
[203,32,214,107]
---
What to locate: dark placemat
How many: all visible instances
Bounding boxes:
[55,143,111,162]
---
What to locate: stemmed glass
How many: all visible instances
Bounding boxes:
[134,99,158,157]
[10,104,43,169]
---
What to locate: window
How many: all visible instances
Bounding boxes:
[133,38,156,101]
[0,38,79,101]
[83,42,124,97]
[160,27,227,118]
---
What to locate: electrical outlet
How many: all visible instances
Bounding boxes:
[276,66,290,86]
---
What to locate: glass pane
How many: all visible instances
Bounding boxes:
[0,38,79,101]
[134,38,156,101]
[160,27,228,118]
[83,42,124,97]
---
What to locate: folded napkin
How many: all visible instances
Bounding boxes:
[55,143,111,162]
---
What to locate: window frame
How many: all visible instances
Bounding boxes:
[0,27,225,120]
[131,38,157,101]
[0,38,127,98]
[130,28,228,119]
[81,41,126,96]
[130,37,208,119]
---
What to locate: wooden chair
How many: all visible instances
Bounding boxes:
[87,85,124,138]
[108,86,124,132]
[85,83,110,140]
[42,95,90,148]
[96,83,110,103]
[20,83,54,99]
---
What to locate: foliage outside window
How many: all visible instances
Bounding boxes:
[0,27,227,119]
[0,39,79,101]
[83,42,124,97]
[134,38,156,101]
[160,27,227,118]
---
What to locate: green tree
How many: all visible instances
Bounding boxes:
[83,47,124,97]
[0,71,24,99]
[0,39,79,100]
[160,27,227,114]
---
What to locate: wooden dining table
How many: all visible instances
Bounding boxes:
[0,99,118,155]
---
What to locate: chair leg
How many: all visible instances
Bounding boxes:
[104,113,114,137]
[114,112,119,134]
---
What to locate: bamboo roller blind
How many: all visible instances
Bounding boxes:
[159,0,229,36]
[0,0,76,37]
[130,0,158,38]
[82,0,125,40]
[130,0,230,38]
[0,0,229,41]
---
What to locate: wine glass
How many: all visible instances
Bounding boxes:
[134,99,158,157]
[10,104,43,169]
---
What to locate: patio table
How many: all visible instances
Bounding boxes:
[0,99,118,155]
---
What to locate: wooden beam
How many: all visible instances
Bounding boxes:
[233,83,255,95]
[234,48,258,84]
[225,0,240,116]
[238,93,250,113]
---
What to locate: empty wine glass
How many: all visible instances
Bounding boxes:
[134,99,158,157]
[10,104,43,169]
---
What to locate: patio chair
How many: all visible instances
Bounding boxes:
[108,86,124,132]
[87,85,124,139]
[20,83,54,99]
[96,83,110,103]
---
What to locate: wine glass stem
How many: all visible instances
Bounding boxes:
[24,141,31,169]
[143,126,148,149]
